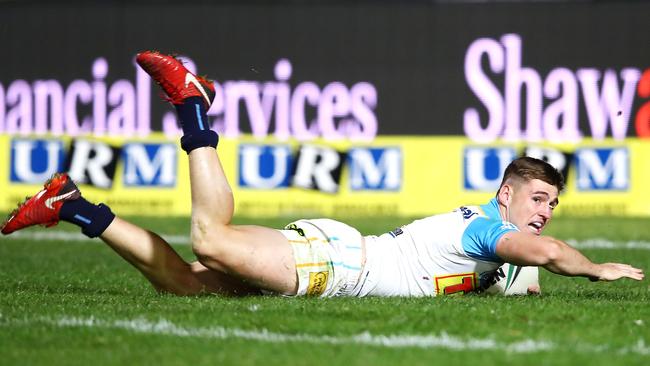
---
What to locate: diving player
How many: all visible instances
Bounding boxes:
[1,51,643,297]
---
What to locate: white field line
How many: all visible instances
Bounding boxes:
[1,315,649,356]
[5,230,650,250]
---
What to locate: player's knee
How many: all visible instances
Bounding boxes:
[189,218,228,261]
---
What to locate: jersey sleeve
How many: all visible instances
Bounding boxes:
[461,217,518,262]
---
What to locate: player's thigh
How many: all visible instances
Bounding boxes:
[189,261,262,296]
[198,225,298,295]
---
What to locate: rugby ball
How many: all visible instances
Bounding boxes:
[485,263,539,296]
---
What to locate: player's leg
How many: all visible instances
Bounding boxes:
[136,51,297,295]
[0,174,258,296]
[100,216,261,296]
[187,147,297,294]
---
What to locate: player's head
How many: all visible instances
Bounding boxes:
[495,157,565,235]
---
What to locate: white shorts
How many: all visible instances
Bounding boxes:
[280,219,365,297]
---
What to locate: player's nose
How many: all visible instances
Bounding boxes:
[538,205,552,220]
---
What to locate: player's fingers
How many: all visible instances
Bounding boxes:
[625,273,644,281]
[622,265,644,276]
[621,267,644,281]
[609,263,644,276]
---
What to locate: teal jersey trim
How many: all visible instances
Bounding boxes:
[461,198,518,262]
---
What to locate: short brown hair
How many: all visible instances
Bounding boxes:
[497,156,565,194]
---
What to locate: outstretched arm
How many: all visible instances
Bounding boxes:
[495,232,644,281]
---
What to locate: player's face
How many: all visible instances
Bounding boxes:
[507,179,559,236]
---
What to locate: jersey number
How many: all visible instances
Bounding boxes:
[434,273,478,296]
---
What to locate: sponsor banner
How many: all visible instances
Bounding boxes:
[2,134,650,217]
[1,3,649,142]
[2,134,190,216]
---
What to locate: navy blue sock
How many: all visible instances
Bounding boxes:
[175,96,219,154]
[59,198,116,238]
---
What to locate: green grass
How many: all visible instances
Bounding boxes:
[1,215,649,365]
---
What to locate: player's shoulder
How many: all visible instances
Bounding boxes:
[452,204,488,223]
[456,200,519,235]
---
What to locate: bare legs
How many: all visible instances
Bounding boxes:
[187,147,298,295]
[99,217,260,296]
[96,145,297,296]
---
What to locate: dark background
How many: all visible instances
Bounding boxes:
[0,0,648,136]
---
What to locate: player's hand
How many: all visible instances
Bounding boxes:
[592,263,644,281]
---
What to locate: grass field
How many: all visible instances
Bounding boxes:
[1,214,649,365]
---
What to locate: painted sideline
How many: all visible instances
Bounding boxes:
[1,314,647,355]
[5,230,650,250]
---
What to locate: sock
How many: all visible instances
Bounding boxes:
[175,96,219,154]
[59,198,116,238]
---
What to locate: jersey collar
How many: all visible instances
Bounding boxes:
[480,197,503,221]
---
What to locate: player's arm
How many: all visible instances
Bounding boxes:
[495,232,644,281]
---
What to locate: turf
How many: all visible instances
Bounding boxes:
[1,215,649,365]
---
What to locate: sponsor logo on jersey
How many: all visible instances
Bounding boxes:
[307,271,329,296]
[459,206,478,220]
[389,227,404,237]
[434,272,478,296]
[285,223,306,237]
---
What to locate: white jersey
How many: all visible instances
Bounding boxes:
[357,198,519,297]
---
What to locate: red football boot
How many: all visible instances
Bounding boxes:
[136,51,215,107]
[1,173,81,235]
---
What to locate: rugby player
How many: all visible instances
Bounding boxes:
[1,51,643,297]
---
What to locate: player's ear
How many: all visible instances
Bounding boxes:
[498,184,512,207]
